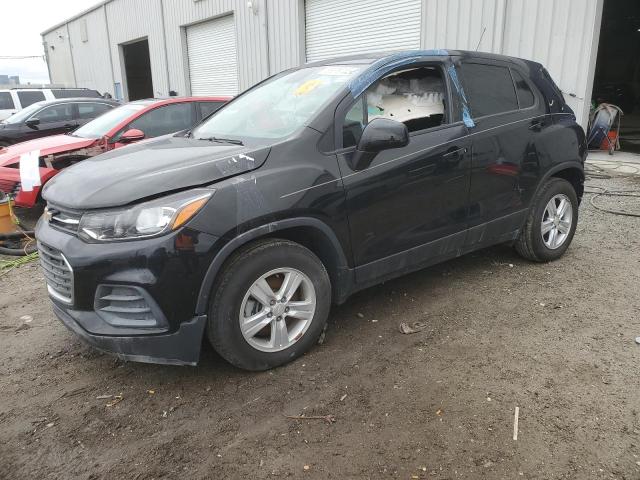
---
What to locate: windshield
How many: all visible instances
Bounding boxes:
[72,103,146,139]
[192,64,365,141]
[2,102,44,124]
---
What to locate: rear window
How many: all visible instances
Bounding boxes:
[0,92,14,110]
[52,89,102,99]
[512,70,535,109]
[460,63,518,117]
[17,91,46,108]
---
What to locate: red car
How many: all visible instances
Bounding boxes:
[0,96,230,207]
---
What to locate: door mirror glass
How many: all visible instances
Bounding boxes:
[119,128,145,143]
[349,118,409,171]
[26,118,40,128]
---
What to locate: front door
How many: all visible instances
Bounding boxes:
[335,62,471,284]
[23,103,78,141]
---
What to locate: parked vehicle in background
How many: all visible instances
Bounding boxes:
[0,98,120,147]
[0,88,104,121]
[36,50,585,370]
[0,96,230,207]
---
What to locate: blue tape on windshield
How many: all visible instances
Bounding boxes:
[447,65,475,128]
[348,49,449,97]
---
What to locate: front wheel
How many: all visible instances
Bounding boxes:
[515,178,578,262]
[207,239,331,370]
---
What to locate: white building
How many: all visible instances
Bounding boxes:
[42,0,635,130]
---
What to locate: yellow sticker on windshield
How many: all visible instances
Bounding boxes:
[294,79,323,96]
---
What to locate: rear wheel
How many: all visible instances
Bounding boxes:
[207,239,331,371]
[515,178,578,262]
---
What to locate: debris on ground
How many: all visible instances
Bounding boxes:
[635,337,640,345]
[513,406,520,441]
[399,321,428,334]
[285,414,336,424]
[105,394,123,407]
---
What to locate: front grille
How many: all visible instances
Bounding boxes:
[38,243,73,304]
[95,285,163,328]
[47,205,81,235]
[0,179,20,196]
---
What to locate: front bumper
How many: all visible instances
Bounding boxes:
[35,216,220,365]
[52,303,207,365]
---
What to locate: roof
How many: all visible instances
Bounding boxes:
[130,96,232,105]
[32,98,120,106]
[41,0,111,36]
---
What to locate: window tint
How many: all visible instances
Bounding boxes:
[35,104,75,123]
[0,92,14,110]
[199,101,224,120]
[17,91,46,108]
[128,103,195,138]
[460,63,518,117]
[512,70,535,109]
[342,97,365,148]
[52,89,101,99]
[77,103,113,119]
[341,66,447,147]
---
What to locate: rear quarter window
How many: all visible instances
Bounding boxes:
[17,91,46,108]
[511,70,535,109]
[459,63,518,117]
[0,92,15,110]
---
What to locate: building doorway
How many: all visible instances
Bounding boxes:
[121,39,153,101]
[592,0,640,152]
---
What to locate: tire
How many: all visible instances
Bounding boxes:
[207,238,331,371]
[515,178,578,262]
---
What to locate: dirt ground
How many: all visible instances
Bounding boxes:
[1,175,640,480]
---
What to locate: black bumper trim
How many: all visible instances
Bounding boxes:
[52,304,207,366]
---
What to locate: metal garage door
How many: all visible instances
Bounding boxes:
[186,15,238,96]
[305,0,422,62]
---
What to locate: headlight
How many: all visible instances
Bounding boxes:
[78,189,213,242]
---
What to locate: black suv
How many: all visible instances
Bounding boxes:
[36,50,586,370]
[0,98,119,146]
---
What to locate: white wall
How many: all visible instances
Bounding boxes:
[43,0,603,126]
[421,0,604,128]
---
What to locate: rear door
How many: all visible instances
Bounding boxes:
[459,60,549,247]
[76,102,114,126]
[197,101,225,121]
[337,61,472,283]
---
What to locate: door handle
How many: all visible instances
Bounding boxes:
[442,147,468,162]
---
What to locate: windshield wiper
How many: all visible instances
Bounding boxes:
[204,136,244,146]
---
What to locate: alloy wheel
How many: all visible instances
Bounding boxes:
[541,193,573,250]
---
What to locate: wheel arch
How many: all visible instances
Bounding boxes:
[535,162,585,204]
[195,217,353,315]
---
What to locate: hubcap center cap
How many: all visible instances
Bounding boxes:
[272,303,286,317]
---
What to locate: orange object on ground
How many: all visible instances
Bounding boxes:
[0,198,18,234]
[600,131,618,151]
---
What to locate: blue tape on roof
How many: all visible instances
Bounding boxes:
[348,50,449,97]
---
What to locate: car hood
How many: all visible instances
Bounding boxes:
[0,135,97,167]
[43,135,271,209]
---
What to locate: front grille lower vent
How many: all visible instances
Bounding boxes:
[94,285,166,328]
[38,243,73,304]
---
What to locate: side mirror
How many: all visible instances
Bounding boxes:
[119,128,145,143]
[26,118,40,128]
[349,118,409,171]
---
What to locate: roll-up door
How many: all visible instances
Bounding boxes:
[305,0,422,62]
[186,15,239,95]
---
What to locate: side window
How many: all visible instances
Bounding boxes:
[52,89,101,99]
[511,70,535,109]
[341,65,448,148]
[34,104,74,123]
[0,92,15,110]
[78,103,113,119]
[459,63,518,117]
[128,103,195,138]
[199,101,224,120]
[342,97,365,148]
[17,91,46,108]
